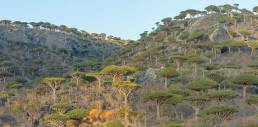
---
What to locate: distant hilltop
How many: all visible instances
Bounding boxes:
[0,19,133,45]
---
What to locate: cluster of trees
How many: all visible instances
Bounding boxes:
[0,20,127,43]
[0,3,258,127]
[140,4,258,43]
[27,65,140,127]
[143,65,258,126]
[1,61,257,126]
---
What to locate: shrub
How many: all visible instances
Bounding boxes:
[66,108,88,121]
[66,120,79,127]
[102,120,124,127]
[11,101,22,113]
[186,79,217,91]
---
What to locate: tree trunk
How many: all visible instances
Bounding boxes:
[164,77,168,89]
[124,95,129,126]
[113,74,123,86]
[194,63,197,75]
[214,49,217,58]
[242,86,247,98]
[251,48,255,56]
[176,61,180,72]
[144,110,147,127]
[98,78,101,91]
[156,103,161,120]
[173,106,179,120]
[53,88,57,103]
[192,63,197,78]
[3,77,6,84]
[244,15,246,24]
[76,78,79,87]
[254,105,258,112]
[155,56,158,66]
[194,107,199,122]
[202,70,205,79]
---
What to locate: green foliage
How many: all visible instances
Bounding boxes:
[101,65,136,75]
[163,94,183,105]
[171,54,189,61]
[248,41,258,48]
[66,120,79,127]
[253,6,258,12]
[187,55,206,63]
[189,32,205,40]
[168,87,190,96]
[15,77,28,84]
[116,81,141,88]
[83,72,101,82]
[101,120,124,127]
[0,72,12,77]
[144,91,182,105]
[206,73,225,83]
[51,103,73,112]
[6,81,24,89]
[205,5,219,13]
[70,71,84,78]
[156,67,179,78]
[161,17,172,26]
[208,90,238,101]
[145,91,172,100]
[44,114,69,121]
[160,123,185,127]
[186,79,217,91]
[225,40,247,47]
[241,124,258,127]
[210,43,225,49]
[232,74,258,86]
[42,77,65,84]
[246,95,258,104]
[179,32,190,40]
[219,15,235,23]
[1,4,258,127]
[199,105,238,117]
[222,62,241,69]
[239,30,252,36]
[203,64,220,70]
[184,95,210,102]
[66,108,88,121]
[11,101,22,113]
[0,92,15,100]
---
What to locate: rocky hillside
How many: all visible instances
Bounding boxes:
[0,4,258,127]
[0,23,126,86]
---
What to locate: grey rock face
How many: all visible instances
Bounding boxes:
[144,68,157,81]
[211,25,230,42]
[0,25,122,78]
[0,25,119,58]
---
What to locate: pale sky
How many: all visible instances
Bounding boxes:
[0,0,256,39]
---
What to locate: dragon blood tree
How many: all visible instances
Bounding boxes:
[44,114,69,127]
[100,65,136,86]
[199,105,238,126]
[42,77,65,103]
[232,74,258,98]
[246,95,258,112]
[156,67,179,89]
[185,79,217,122]
[208,90,238,103]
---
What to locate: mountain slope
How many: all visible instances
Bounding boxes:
[0,23,124,85]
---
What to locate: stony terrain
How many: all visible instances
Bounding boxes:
[0,4,257,127]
